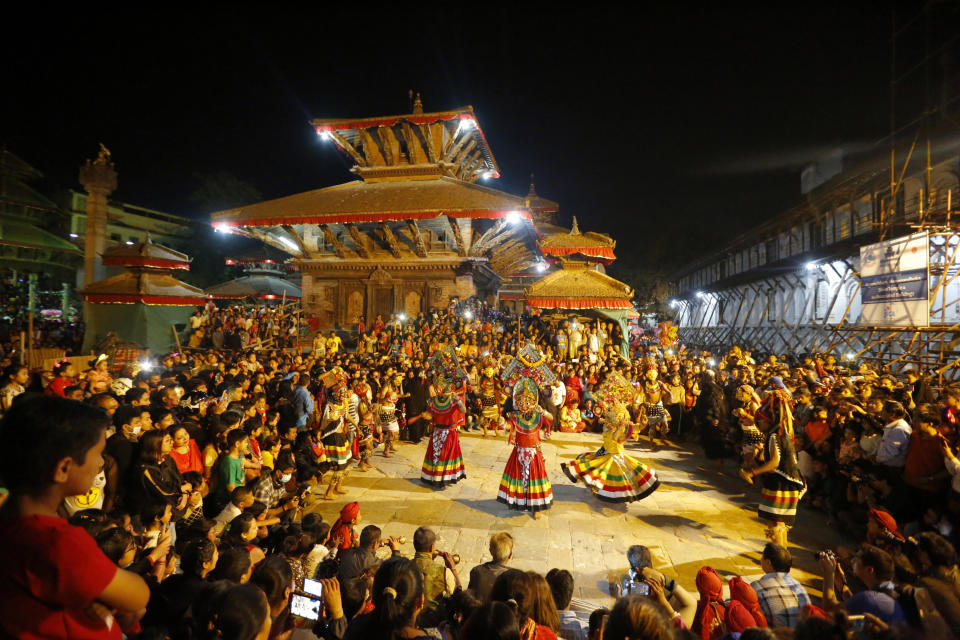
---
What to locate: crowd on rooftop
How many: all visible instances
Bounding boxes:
[0,298,958,639]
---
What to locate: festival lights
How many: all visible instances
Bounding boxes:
[398,313,406,322]
[535,262,548,272]
[805,262,818,271]
[139,361,153,372]
[69,233,79,238]
[464,310,473,320]
[506,210,521,225]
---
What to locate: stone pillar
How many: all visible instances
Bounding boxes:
[61,282,70,319]
[79,146,118,287]
[27,272,38,313]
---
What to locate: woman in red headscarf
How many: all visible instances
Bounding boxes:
[329,501,361,551]
[727,576,766,627]
[691,566,727,640]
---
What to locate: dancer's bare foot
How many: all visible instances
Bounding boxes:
[534,511,543,520]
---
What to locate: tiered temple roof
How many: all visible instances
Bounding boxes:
[525,262,634,310]
[538,216,616,264]
[81,238,203,305]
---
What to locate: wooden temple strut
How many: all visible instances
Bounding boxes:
[320,225,351,259]
[281,225,316,259]
[405,220,428,258]
[346,224,372,258]
[378,224,402,258]
[445,216,467,257]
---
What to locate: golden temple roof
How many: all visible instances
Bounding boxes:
[211,177,532,228]
[524,265,634,309]
[80,271,204,303]
[101,237,191,269]
[537,216,616,263]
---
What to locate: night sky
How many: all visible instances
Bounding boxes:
[3,4,941,274]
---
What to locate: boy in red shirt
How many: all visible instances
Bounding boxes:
[0,395,150,639]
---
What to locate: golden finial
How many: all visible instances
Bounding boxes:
[94,143,112,165]
[527,173,537,197]
[571,216,580,234]
[412,92,423,115]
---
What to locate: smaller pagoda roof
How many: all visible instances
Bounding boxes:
[81,271,204,305]
[524,178,558,214]
[101,237,191,270]
[224,245,290,265]
[205,275,302,300]
[525,265,634,310]
[0,217,80,253]
[538,217,616,263]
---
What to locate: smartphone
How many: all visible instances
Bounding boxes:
[848,615,865,632]
[631,581,650,596]
[303,578,324,598]
[291,594,321,620]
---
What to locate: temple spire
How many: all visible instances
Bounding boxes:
[412,92,423,115]
[570,216,580,234]
[527,173,537,197]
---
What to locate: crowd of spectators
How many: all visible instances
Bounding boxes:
[0,299,959,639]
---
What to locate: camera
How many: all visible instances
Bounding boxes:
[816,549,837,562]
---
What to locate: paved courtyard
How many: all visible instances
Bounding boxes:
[304,429,847,606]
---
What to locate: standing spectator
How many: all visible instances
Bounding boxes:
[0,395,150,637]
[546,569,588,640]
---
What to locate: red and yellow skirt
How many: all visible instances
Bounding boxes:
[562,450,659,503]
[498,445,552,512]
[421,427,466,486]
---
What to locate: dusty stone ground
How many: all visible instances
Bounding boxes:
[302,428,846,607]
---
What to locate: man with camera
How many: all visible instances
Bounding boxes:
[818,543,906,625]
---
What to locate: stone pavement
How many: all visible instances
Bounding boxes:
[302,429,848,607]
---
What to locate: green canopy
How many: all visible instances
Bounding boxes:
[82,302,193,354]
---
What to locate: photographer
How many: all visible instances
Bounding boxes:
[610,544,696,629]
[412,526,461,627]
[819,543,906,625]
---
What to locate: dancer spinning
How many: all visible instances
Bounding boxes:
[420,346,468,489]
[562,372,659,503]
[477,358,504,437]
[497,344,557,519]
[319,367,354,500]
[740,377,805,547]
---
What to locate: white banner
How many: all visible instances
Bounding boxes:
[859,232,929,327]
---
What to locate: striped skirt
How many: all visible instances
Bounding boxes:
[498,445,552,512]
[758,473,805,526]
[562,451,659,503]
[322,432,352,469]
[421,427,466,486]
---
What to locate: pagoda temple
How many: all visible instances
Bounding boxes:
[81,238,204,352]
[207,245,302,303]
[210,99,540,330]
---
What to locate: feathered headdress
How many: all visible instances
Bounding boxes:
[428,345,467,387]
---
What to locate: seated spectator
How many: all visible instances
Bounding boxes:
[546,568,589,640]
[727,576,767,627]
[329,501,362,551]
[750,543,811,628]
[0,395,151,637]
[490,569,559,640]
[611,544,696,627]
[169,423,204,475]
[469,531,513,601]
[338,524,400,591]
[692,566,727,640]
[915,531,960,631]
[819,543,906,624]
[143,538,218,626]
[215,485,255,524]
[459,601,521,640]
[439,588,482,640]
[527,571,562,635]
[587,608,609,640]
[602,595,673,640]
[211,545,254,584]
[191,581,271,640]
[344,556,434,640]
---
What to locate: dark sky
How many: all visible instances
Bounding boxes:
[3,4,939,272]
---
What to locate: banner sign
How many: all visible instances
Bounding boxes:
[860,232,929,327]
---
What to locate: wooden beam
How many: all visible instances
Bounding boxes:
[320,224,351,259]
[470,220,509,256]
[406,220,428,257]
[446,216,466,257]
[247,228,302,257]
[346,224,373,258]
[357,130,386,165]
[420,123,440,162]
[327,132,366,166]
[401,122,429,164]
[378,223,402,258]
[378,127,401,165]
[281,225,316,259]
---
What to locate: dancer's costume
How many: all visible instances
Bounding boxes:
[420,346,467,487]
[319,367,353,470]
[640,365,670,431]
[754,379,805,527]
[497,345,557,513]
[562,373,659,502]
[478,359,503,435]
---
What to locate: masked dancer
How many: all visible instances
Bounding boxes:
[420,346,468,489]
[498,345,558,519]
